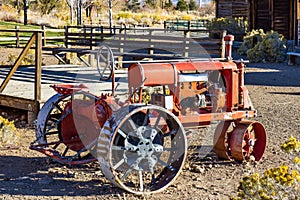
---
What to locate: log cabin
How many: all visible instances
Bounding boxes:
[215,0,299,43]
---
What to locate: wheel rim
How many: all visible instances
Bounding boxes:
[96,44,114,81]
[35,92,102,164]
[213,121,234,160]
[98,105,187,194]
[230,121,266,162]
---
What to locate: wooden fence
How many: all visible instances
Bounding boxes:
[0,26,64,47]
[0,30,42,124]
[164,19,210,31]
[0,25,227,67]
[36,25,225,68]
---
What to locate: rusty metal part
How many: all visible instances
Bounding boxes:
[98,104,187,194]
[50,84,89,95]
[32,88,112,165]
[213,121,233,160]
[229,120,266,162]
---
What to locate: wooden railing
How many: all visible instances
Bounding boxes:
[0,30,42,124]
[164,19,210,31]
[0,26,64,47]
[63,25,226,57]
[49,26,225,68]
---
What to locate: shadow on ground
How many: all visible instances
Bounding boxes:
[0,156,124,196]
[245,63,300,87]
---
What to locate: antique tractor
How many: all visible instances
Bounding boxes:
[30,37,266,194]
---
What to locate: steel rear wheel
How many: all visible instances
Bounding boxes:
[34,92,101,164]
[229,121,266,162]
[98,104,187,194]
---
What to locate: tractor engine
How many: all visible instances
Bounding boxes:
[128,61,236,117]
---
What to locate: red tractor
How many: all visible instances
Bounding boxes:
[31,36,266,194]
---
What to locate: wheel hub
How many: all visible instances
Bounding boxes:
[124,126,163,172]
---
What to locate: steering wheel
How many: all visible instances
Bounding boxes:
[96,44,115,81]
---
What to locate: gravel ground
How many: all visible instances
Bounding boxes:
[0,47,300,199]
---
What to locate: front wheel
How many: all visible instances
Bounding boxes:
[97,104,187,194]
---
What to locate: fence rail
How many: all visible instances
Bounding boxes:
[164,19,211,31]
[0,25,226,68]
[0,26,64,47]
[0,30,42,124]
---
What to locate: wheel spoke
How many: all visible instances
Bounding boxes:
[53,143,60,150]
[113,158,125,170]
[163,147,172,151]
[121,168,133,182]
[112,144,137,152]
[121,157,143,181]
[128,118,137,130]
[163,129,178,137]
[44,130,60,136]
[54,104,63,113]
[117,129,127,138]
[99,53,107,62]
[62,146,69,156]
[138,170,144,191]
[48,115,60,123]
[111,145,126,151]
[102,65,108,74]
[154,113,162,128]
[143,109,150,126]
[158,159,176,172]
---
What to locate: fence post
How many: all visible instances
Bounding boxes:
[35,32,42,102]
[100,26,104,41]
[118,27,124,68]
[41,25,46,46]
[15,26,19,47]
[64,26,68,48]
[148,30,154,56]
[114,25,117,35]
[184,30,190,58]
[90,27,93,50]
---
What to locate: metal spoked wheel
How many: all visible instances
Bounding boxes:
[96,44,114,81]
[34,92,101,164]
[98,104,187,194]
[229,121,266,162]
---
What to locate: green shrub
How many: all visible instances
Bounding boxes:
[0,116,20,147]
[116,11,133,20]
[7,49,35,65]
[231,136,300,200]
[241,30,287,63]
[208,17,248,36]
[238,29,265,55]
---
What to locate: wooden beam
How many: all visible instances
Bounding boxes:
[0,94,39,113]
[0,33,36,93]
[35,32,42,102]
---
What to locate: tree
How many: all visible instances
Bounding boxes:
[189,0,197,11]
[125,0,140,12]
[165,0,174,10]
[145,0,155,8]
[37,0,61,15]
[176,0,188,11]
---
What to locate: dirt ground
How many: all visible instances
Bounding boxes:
[0,47,300,199]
